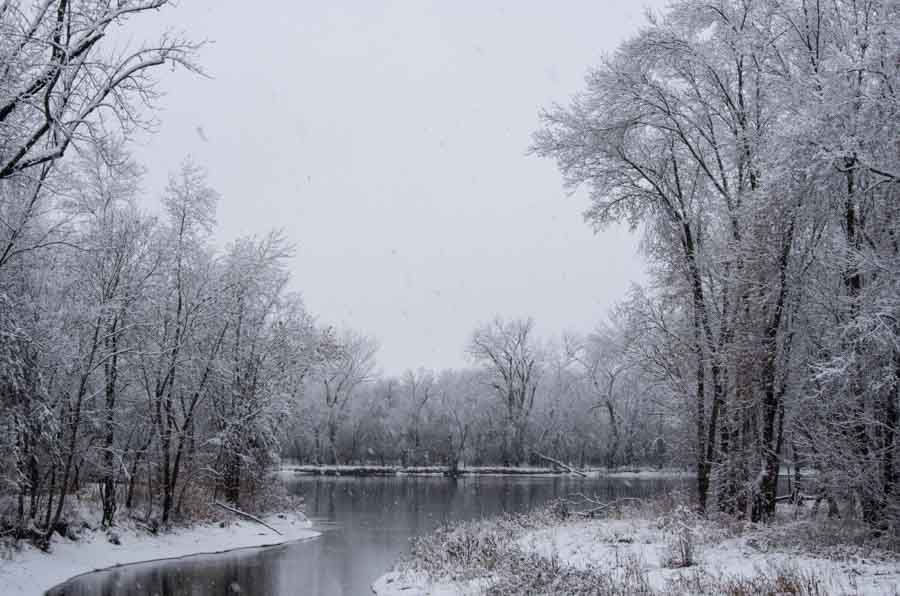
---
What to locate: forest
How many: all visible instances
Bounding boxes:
[283,315,675,472]
[1,0,898,556]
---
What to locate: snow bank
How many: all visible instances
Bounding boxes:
[0,512,319,596]
[280,463,696,479]
[281,464,566,476]
[372,516,900,595]
[518,518,900,595]
[372,571,491,596]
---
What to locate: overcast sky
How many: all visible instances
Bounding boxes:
[128,1,664,375]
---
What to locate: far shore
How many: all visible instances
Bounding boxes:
[280,463,693,478]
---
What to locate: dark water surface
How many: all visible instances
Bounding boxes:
[47,474,688,596]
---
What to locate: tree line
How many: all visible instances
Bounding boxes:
[284,316,677,472]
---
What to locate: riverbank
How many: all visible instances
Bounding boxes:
[0,509,318,596]
[281,464,690,478]
[372,499,900,595]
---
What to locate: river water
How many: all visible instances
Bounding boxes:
[47,474,688,596]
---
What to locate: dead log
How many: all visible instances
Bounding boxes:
[213,501,282,535]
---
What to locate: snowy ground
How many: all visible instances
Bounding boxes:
[372,510,900,595]
[516,518,900,595]
[0,512,319,596]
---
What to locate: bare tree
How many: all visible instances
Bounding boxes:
[0,1,201,180]
[312,329,378,464]
[400,368,435,464]
[469,317,542,466]
[0,1,202,277]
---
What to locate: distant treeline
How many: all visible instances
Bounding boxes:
[283,320,678,472]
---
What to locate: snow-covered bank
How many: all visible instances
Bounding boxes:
[583,467,692,479]
[280,464,692,478]
[372,506,900,595]
[0,512,319,596]
[282,464,564,476]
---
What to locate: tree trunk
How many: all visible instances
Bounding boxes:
[223,451,241,504]
[101,321,119,527]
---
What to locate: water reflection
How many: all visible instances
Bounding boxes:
[48,475,688,596]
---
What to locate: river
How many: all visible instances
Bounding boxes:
[47,473,688,596]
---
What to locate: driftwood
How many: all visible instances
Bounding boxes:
[213,501,282,536]
[535,452,587,477]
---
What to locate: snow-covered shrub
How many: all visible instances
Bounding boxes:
[745,516,900,559]
[662,524,696,569]
[658,504,700,568]
[666,563,829,596]
[485,551,649,596]
[548,497,571,521]
[407,520,511,575]
[407,508,656,596]
[402,507,571,582]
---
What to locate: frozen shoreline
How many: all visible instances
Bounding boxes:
[280,464,691,478]
[0,512,319,596]
[371,511,900,595]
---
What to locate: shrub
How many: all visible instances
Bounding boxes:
[658,504,699,568]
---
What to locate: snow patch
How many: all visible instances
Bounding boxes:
[372,516,900,595]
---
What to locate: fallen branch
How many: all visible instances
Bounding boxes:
[775,492,822,504]
[564,493,642,517]
[213,501,282,536]
[535,452,587,477]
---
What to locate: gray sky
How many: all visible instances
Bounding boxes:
[129,1,663,375]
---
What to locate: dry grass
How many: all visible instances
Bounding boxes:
[393,495,900,596]
[411,522,837,596]
[405,508,562,580]
[666,563,831,596]
[750,516,900,560]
